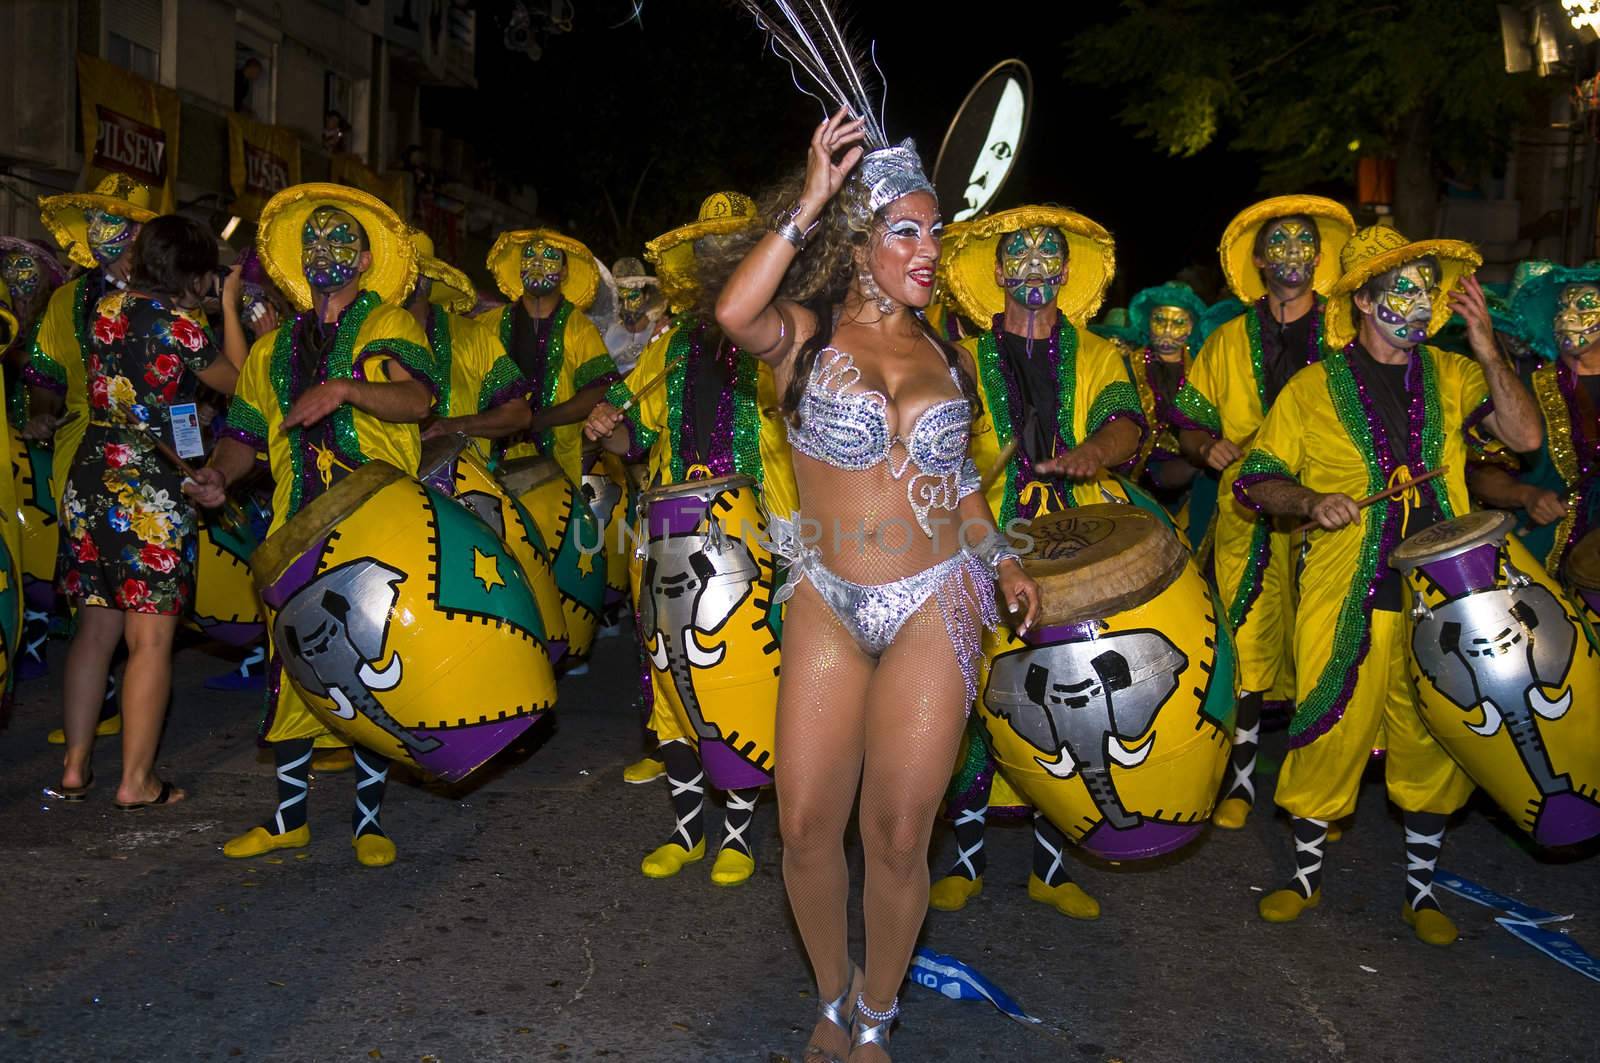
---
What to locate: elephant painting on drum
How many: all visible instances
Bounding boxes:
[1413,582,1577,801]
[637,525,759,745]
[275,560,443,756]
[986,630,1188,830]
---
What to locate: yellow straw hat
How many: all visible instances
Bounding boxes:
[1218,194,1355,303]
[944,205,1116,326]
[1324,225,1482,351]
[486,228,599,310]
[38,174,159,269]
[408,229,476,313]
[256,182,416,312]
[644,191,759,309]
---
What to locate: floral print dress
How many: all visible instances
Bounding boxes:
[61,291,221,614]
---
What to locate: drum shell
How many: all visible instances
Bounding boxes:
[425,443,571,665]
[253,463,556,782]
[10,433,57,608]
[187,515,265,647]
[505,457,605,665]
[638,475,780,789]
[583,453,637,612]
[1401,533,1600,846]
[1563,529,1600,644]
[977,559,1236,860]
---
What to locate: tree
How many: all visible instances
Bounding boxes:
[1068,0,1551,237]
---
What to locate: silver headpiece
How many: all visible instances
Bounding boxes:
[735,0,933,222]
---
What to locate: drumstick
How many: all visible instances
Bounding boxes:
[1292,466,1448,534]
[617,351,689,414]
[152,436,249,533]
[979,438,1019,494]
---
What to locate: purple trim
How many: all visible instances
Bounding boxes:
[485,378,533,411]
[1415,541,1500,599]
[645,493,711,538]
[1534,790,1600,846]
[217,423,266,452]
[701,740,772,789]
[1080,818,1204,861]
[1231,470,1292,513]
[258,536,327,610]
[21,362,65,396]
[409,716,542,784]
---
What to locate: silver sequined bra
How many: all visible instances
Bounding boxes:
[788,347,981,536]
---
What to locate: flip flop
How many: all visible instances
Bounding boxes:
[43,771,94,802]
[113,779,181,812]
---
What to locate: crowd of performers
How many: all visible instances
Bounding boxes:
[6,42,1600,1063]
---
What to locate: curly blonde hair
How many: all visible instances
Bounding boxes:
[695,166,978,422]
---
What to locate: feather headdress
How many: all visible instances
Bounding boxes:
[733,0,933,221]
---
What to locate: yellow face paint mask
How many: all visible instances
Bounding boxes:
[1148,305,1194,358]
[1555,283,1600,357]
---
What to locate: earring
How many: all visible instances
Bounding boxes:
[857,268,896,315]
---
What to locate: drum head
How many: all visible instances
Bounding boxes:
[498,455,564,496]
[640,473,755,504]
[1389,510,1514,571]
[1566,528,1600,591]
[251,460,407,589]
[418,433,470,478]
[1022,503,1189,626]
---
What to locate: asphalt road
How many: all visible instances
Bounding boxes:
[1,631,1596,1062]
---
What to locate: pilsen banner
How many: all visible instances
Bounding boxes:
[75,53,180,214]
[226,113,301,219]
[330,154,410,221]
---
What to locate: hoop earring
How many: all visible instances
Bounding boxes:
[856,267,896,315]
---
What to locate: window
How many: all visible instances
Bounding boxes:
[234,39,274,120]
[104,0,163,82]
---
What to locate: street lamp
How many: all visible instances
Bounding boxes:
[1564,0,1600,34]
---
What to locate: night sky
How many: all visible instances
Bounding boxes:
[443,1,1284,309]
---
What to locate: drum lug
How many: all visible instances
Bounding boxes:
[706,514,728,554]
[1407,587,1433,623]
[1502,554,1532,589]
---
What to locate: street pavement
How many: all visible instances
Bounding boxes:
[1,631,1597,1062]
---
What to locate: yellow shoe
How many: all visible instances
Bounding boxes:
[311,748,355,773]
[1326,822,1344,843]
[1211,796,1251,830]
[641,838,705,878]
[623,755,666,784]
[352,834,397,868]
[1403,904,1458,946]
[223,824,310,859]
[710,847,755,886]
[1259,888,1321,923]
[47,715,123,745]
[1027,875,1101,920]
[929,875,983,911]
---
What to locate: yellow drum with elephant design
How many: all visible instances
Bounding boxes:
[500,455,605,668]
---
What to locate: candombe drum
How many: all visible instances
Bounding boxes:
[420,434,570,665]
[1390,511,1600,846]
[187,512,266,647]
[637,473,781,787]
[250,460,556,782]
[582,451,644,625]
[499,455,606,667]
[977,504,1237,859]
[1561,528,1600,643]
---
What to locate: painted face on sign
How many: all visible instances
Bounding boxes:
[521,240,566,295]
[1363,260,1438,348]
[1555,283,1600,357]
[301,206,367,293]
[1256,218,1319,290]
[618,284,651,327]
[1,252,42,300]
[1148,304,1195,358]
[996,226,1066,310]
[86,209,134,266]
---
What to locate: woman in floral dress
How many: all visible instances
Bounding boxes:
[51,216,246,809]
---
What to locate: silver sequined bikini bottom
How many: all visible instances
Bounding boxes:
[766,516,1000,706]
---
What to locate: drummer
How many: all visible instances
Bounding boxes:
[583,191,797,888]
[1122,282,1211,544]
[1466,263,1600,574]
[929,205,1146,920]
[1235,225,1540,943]
[185,183,439,869]
[1169,196,1355,832]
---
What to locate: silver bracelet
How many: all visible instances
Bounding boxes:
[771,202,819,250]
[974,530,1023,573]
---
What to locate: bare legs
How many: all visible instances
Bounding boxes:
[59,606,122,791]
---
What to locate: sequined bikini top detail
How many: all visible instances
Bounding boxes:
[789,346,981,537]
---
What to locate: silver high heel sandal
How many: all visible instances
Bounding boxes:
[850,994,898,1057]
[804,976,857,1063]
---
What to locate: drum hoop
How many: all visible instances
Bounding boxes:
[640,473,757,504]
[418,433,473,478]
[1388,510,1515,572]
[1038,534,1190,626]
[498,455,563,496]
[250,460,409,590]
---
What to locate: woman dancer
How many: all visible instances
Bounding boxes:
[714,83,1041,1063]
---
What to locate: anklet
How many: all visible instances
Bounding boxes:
[854,994,898,1024]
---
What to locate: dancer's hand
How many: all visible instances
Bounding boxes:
[998,559,1040,637]
[800,106,866,216]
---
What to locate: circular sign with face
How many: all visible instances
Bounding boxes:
[933,59,1033,223]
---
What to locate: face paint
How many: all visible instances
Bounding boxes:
[1556,284,1600,356]
[520,240,565,295]
[999,226,1065,309]
[1,252,41,299]
[618,285,650,327]
[1148,304,1195,357]
[1367,261,1437,348]
[1259,219,1318,288]
[86,209,133,266]
[301,206,364,293]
